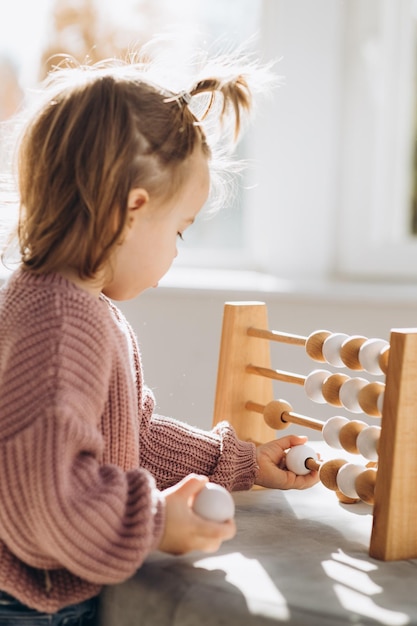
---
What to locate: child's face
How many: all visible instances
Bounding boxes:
[103,149,210,301]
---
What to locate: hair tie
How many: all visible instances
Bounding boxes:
[177,91,192,107]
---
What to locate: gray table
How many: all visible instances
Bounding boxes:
[99,471,417,625]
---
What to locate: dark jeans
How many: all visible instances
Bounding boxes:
[0,591,97,625]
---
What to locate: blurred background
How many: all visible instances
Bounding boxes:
[1,0,417,435]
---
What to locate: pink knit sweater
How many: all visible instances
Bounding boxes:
[0,270,257,613]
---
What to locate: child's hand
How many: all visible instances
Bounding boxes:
[158,474,236,555]
[255,435,319,490]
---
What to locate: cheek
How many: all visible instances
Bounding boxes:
[165,240,178,265]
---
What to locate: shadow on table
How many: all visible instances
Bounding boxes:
[98,488,417,626]
[220,489,417,626]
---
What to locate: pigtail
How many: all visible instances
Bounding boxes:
[188,75,252,141]
[169,53,277,213]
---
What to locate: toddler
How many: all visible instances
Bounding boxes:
[0,52,318,624]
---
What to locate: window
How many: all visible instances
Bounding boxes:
[221,0,417,283]
[336,0,417,280]
[0,0,261,270]
[2,1,416,283]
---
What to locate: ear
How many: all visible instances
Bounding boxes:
[127,188,149,212]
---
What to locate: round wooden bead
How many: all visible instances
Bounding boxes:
[339,420,367,454]
[321,373,350,406]
[358,382,385,417]
[335,490,360,504]
[339,335,367,370]
[285,444,318,475]
[193,483,235,523]
[319,458,347,491]
[356,425,380,461]
[336,463,364,499]
[379,345,390,374]
[304,369,331,403]
[355,468,377,505]
[305,330,331,362]
[339,377,369,413]
[263,400,292,431]
[358,338,390,375]
[322,333,349,367]
[322,416,349,449]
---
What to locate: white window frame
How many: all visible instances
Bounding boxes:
[336,0,417,280]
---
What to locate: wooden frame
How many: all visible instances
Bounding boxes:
[212,301,417,561]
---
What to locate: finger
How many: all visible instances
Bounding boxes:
[193,519,236,551]
[275,434,309,450]
[285,469,320,490]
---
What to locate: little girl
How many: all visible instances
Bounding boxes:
[0,52,318,625]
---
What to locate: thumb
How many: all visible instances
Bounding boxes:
[177,474,209,498]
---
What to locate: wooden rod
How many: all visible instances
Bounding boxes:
[247,327,307,346]
[283,411,324,432]
[245,401,265,414]
[246,364,306,386]
[245,401,324,432]
[305,457,321,472]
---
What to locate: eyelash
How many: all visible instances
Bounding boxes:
[177,232,184,240]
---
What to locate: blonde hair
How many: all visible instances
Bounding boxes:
[15,51,267,278]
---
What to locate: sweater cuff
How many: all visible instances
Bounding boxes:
[211,421,258,491]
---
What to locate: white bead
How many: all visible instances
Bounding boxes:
[285,444,318,475]
[336,463,363,499]
[322,416,349,449]
[304,369,331,403]
[377,390,385,414]
[193,483,235,523]
[322,333,349,367]
[339,377,369,413]
[358,338,390,375]
[356,426,380,461]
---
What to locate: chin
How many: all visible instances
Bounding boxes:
[102,285,146,301]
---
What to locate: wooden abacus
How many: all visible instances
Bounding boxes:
[212,301,417,561]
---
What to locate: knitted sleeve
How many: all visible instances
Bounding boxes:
[104,296,257,492]
[0,285,164,586]
[139,392,258,492]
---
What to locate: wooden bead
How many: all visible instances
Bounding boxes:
[339,335,367,370]
[358,382,385,417]
[336,463,363,499]
[378,345,390,375]
[322,416,349,449]
[355,468,377,505]
[358,338,390,375]
[356,425,380,461]
[305,330,331,362]
[339,420,367,454]
[322,333,349,367]
[339,377,368,413]
[319,459,347,491]
[335,490,360,504]
[321,373,350,406]
[304,369,331,403]
[263,400,292,431]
